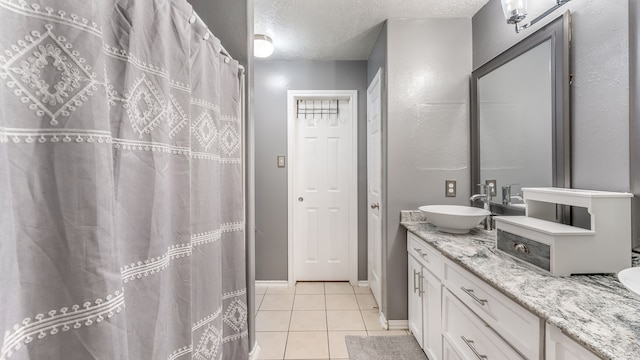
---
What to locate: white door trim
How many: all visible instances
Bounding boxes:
[287,89,359,287]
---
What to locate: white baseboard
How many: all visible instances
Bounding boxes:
[255,280,289,287]
[378,311,409,330]
[249,342,261,360]
[387,320,409,330]
[357,280,369,287]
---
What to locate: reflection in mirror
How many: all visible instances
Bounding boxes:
[478,40,552,206]
[470,12,571,220]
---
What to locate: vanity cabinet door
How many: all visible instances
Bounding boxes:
[408,254,424,348]
[422,268,442,360]
[546,323,600,360]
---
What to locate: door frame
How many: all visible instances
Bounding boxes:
[287,89,359,287]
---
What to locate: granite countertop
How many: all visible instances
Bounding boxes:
[400,212,640,360]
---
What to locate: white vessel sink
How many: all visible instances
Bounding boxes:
[419,205,491,234]
[618,267,640,297]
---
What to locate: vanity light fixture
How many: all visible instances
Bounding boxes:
[501,0,571,33]
[254,34,274,58]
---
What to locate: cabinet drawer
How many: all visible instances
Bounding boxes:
[407,231,443,278]
[443,337,463,360]
[443,259,542,360]
[443,289,524,360]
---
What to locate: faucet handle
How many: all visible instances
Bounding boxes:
[477,183,495,197]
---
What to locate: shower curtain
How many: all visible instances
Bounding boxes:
[0,0,247,359]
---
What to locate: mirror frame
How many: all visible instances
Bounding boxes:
[470,11,571,218]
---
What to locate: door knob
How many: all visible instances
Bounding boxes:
[370,203,379,209]
[298,197,304,202]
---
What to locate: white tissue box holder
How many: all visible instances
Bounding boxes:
[495,187,633,276]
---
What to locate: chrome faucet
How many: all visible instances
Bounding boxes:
[502,185,512,206]
[502,184,522,206]
[470,183,494,230]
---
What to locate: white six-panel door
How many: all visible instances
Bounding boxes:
[367,69,383,308]
[288,91,358,284]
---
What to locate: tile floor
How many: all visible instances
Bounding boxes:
[255,282,409,359]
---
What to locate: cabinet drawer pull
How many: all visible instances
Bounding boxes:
[514,243,530,254]
[461,287,488,306]
[415,248,428,259]
[461,336,488,360]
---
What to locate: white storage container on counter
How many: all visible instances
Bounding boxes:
[494,187,633,276]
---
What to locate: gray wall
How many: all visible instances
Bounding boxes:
[368,22,388,84]
[631,0,640,251]
[473,0,636,248]
[189,0,250,67]
[474,0,630,192]
[254,60,369,281]
[383,19,473,321]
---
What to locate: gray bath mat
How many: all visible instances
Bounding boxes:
[345,335,428,360]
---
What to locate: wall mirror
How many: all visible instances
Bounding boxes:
[470,12,571,219]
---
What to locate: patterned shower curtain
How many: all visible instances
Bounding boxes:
[0,0,248,359]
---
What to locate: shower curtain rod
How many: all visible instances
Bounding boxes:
[191,11,246,74]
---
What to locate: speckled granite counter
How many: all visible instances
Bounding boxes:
[401,212,640,360]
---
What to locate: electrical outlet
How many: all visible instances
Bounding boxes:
[486,179,497,196]
[445,180,456,197]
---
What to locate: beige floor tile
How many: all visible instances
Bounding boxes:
[256,286,268,295]
[267,286,296,295]
[367,330,409,336]
[326,310,365,331]
[356,293,378,310]
[293,294,326,310]
[256,331,288,359]
[256,311,292,332]
[325,294,359,310]
[289,310,327,331]
[295,282,325,295]
[353,285,372,294]
[327,331,367,359]
[260,294,295,311]
[324,282,354,294]
[284,331,329,359]
[360,309,385,331]
[256,294,265,315]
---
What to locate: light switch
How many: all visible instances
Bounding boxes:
[277,156,286,168]
[445,180,456,197]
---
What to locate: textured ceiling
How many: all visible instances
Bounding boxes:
[255,0,489,60]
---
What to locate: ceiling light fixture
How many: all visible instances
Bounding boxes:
[254,34,274,58]
[501,0,571,33]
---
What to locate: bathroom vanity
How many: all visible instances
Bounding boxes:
[403,214,640,360]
